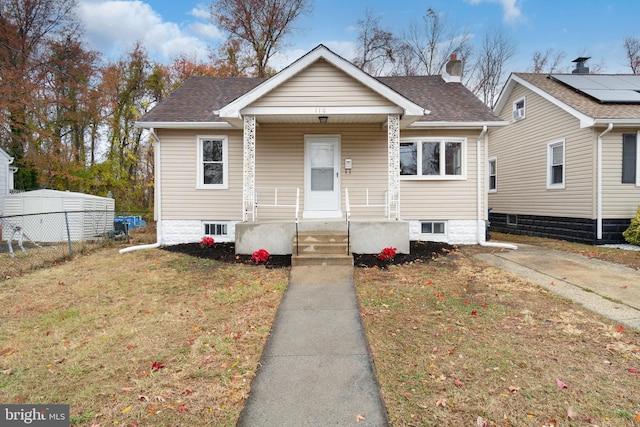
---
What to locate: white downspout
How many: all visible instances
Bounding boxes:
[596,123,614,241]
[120,128,162,254]
[476,125,518,250]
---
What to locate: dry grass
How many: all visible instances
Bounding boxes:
[0,246,287,426]
[355,246,640,426]
[2,230,640,426]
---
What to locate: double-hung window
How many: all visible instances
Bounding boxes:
[197,136,228,189]
[512,97,525,121]
[400,138,465,179]
[488,157,497,192]
[547,139,565,189]
[622,133,639,185]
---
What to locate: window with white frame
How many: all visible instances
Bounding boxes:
[512,97,525,121]
[488,157,497,192]
[400,138,465,179]
[421,221,446,234]
[203,222,228,236]
[547,139,565,189]
[622,133,639,185]
[197,136,228,189]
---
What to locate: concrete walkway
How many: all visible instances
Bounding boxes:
[475,243,640,330]
[237,265,389,427]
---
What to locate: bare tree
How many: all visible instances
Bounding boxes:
[210,0,312,78]
[399,7,471,76]
[529,48,567,73]
[352,8,397,76]
[469,27,516,107]
[623,36,640,74]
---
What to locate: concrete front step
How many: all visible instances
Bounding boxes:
[292,231,352,266]
[291,253,354,267]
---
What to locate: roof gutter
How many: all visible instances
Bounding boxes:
[120,128,162,254]
[134,121,234,129]
[596,123,614,241]
[409,121,509,129]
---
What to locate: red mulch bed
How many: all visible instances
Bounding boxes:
[162,241,455,268]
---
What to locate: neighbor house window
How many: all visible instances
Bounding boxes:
[400,138,465,179]
[421,221,446,234]
[197,136,228,189]
[203,222,228,236]
[507,214,518,226]
[547,139,565,189]
[622,133,638,185]
[488,157,497,192]
[512,97,525,120]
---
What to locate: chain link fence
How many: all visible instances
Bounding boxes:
[0,210,154,279]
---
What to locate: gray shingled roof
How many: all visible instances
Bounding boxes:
[515,73,640,120]
[138,74,502,124]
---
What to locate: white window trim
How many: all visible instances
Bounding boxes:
[512,96,526,121]
[202,221,229,236]
[420,220,447,236]
[197,135,229,189]
[400,137,467,180]
[488,157,497,193]
[547,139,565,189]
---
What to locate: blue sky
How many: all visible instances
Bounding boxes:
[78,0,640,73]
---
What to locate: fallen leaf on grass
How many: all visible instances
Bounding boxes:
[556,379,568,389]
[615,325,624,332]
[476,416,488,427]
[151,361,164,372]
[542,420,557,427]
[121,406,132,414]
[435,398,447,408]
[567,406,578,420]
[356,414,365,422]
[628,368,640,374]
[454,379,463,387]
[635,412,640,422]
[508,385,520,393]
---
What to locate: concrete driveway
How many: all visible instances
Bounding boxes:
[475,244,640,330]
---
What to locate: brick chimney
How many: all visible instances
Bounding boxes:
[442,53,462,83]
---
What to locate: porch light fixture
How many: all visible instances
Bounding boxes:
[318,116,328,124]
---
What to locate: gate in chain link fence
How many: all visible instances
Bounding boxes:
[0,210,130,279]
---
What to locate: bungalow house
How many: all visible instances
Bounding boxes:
[136,45,506,255]
[488,60,640,244]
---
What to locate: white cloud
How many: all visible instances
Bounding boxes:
[78,0,216,63]
[190,5,210,20]
[468,0,523,23]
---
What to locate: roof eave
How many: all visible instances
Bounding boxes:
[409,120,509,129]
[587,118,640,128]
[135,121,234,129]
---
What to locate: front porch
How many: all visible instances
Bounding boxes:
[235,218,409,255]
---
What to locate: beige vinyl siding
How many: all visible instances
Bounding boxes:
[601,130,640,218]
[158,125,482,222]
[400,129,481,220]
[488,84,596,218]
[158,129,244,220]
[254,123,389,219]
[249,59,394,108]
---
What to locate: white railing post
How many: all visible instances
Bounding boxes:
[242,115,256,222]
[388,114,400,220]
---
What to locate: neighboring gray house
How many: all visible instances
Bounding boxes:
[136,45,506,254]
[488,62,640,244]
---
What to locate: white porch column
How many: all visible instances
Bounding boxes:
[388,114,400,220]
[242,115,256,222]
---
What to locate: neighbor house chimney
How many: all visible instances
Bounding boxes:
[571,57,590,74]
[442,53,462,83]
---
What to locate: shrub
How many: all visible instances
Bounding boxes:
[623,205,640,245]
[252,248,270,264]
[200,236,215,248]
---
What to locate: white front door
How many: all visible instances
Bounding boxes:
[304,135,341,217]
